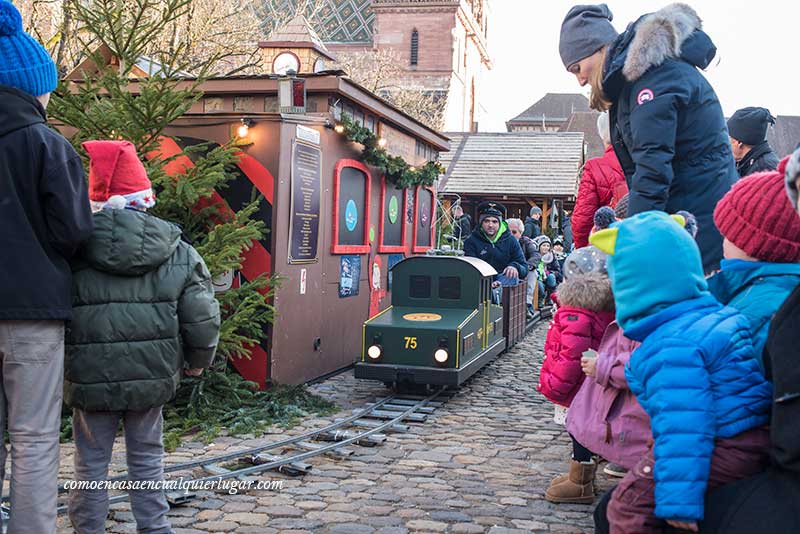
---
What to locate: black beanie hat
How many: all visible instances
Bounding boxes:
[559,4,619,69]
[477,201,506,224]
[727,107,776,146]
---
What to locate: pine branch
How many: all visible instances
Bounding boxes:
[337,115,444,189]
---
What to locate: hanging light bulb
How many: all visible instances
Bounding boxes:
[377,137,387,148]
[334,123,345,134]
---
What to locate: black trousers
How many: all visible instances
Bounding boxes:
[570,433,593,462]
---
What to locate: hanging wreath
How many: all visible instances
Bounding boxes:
[337,115,445,189]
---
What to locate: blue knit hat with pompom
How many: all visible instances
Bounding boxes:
[0,0,58,96]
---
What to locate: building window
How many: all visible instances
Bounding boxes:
[378,177,408,254]
[331,159,372,255]
[412,186,436,253]
[410,29,419,66]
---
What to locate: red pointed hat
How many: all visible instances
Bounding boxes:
[82,140,155,210]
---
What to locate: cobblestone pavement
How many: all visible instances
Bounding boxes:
[54,322,615,533]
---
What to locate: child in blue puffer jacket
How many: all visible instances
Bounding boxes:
[589,211,772,534]
[708,159,800,371]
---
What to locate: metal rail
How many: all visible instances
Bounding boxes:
[52,388,447,515]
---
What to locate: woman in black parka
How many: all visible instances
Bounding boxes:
[558,3,738,273]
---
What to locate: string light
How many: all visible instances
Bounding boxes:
[334,123,345,134]
[377,137,387,148]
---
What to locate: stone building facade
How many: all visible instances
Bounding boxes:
[322,0,492,133]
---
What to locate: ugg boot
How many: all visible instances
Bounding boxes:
[544,459,596,504]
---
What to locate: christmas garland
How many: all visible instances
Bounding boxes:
[338,115,445,189]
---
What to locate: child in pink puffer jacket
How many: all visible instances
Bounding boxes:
[537,247,615,504]
[538,247,615,407]
[545,321,651,504]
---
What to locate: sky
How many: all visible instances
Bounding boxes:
[482,0,799,132]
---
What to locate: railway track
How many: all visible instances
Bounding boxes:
[0,315,546,522]
[46,387,454,515]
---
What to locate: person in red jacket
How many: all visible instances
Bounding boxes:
[572,112,628,249]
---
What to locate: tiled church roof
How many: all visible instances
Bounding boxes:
[560,111,603,160]
[320,0,375,43]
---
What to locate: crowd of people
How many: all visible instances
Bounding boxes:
[456,2,800,532]
[2,0,800,532]
[531,3,800,533]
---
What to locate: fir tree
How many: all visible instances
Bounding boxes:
[50,0,333,446]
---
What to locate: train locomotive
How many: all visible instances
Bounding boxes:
[354,255,529,389]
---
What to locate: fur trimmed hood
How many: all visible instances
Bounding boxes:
[556,273,614,312]
[604,3,717,88]
[623,3,702,81]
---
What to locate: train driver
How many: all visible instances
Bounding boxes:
[464,201,528,299]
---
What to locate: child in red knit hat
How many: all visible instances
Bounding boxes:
[708,155,800,371]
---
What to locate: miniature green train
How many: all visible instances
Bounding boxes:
[354,255,528,388]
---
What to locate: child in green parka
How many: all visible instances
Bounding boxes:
[65,140,221,534]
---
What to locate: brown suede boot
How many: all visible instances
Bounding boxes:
[544,459,596,504]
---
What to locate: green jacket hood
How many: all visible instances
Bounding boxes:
[83,209,182,276]
[480,221,508,244]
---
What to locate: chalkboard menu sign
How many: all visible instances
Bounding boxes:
[379,179,406,253]
[288,142,322,263]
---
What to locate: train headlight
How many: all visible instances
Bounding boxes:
[367,345,382,360]
[434,348,449,363]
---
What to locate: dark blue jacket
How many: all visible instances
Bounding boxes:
[602,4,737,273]
[464,222,527,279]
[708,259,800,371]
[0,85,93,320]
[736,141,780,178]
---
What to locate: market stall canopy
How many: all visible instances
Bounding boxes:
[439,132,584,198]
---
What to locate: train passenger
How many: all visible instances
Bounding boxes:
[589,212,772,534]
[531,235,563,307]
[572,112,628,249]
[552,238,568,273]
[451,203,472,243]
[707,159,800,371]
[507,218,539,317]
[64,141,221,534]
[562,212,574,253]
[0,2,94,532]
[464,201,527,304]
[699,147,800,534]
[538,247,618,504]
[559,3,737,273]
[727,107,780,178]
[523,206,543,239]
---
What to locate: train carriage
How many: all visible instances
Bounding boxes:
[355,255,527,388]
